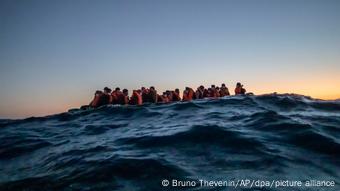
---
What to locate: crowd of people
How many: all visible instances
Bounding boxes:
[87,82,247,108]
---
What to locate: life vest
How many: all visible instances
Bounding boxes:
[182,93,189,101]
[215,90,220,97]
[129,94,138,105]
[90,95,101,108]
[235,87,245,95]
[183,89,194,101]
[188,88,195,100]
[115,93,126,105]
[111,92,118,104]
[135,92,142,105]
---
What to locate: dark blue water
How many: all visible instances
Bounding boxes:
[0,94,339,191]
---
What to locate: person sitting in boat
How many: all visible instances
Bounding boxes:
[149,86,158,103]
[215,86,221,97]
[219,83,230,96]
[89,90,103,108]
[203,87,210,98]
[111,87,121,104]
[210,85,216,96]
[129,90,143,105]
[100,87,111,105]
[165,91,171,102]
[182,87,195,101]
[91,87,111,107]
[209,85,219,98]
[195,85,205,99]
[141,87,150,103]
[235,82,246,95]
[114,88,124,105]
[121,89,130,105]
[205,88,213,97]
[172,89,181,101]
[136,90,143,105]
[162,92,170,103]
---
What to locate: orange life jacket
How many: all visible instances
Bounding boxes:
[136,92,142,105]
[235,87,246,95]
[182,92,189,101]
[187,88,194,100]
[90,95,101,107]
[235,87,242,95]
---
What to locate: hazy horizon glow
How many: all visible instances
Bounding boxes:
[1,0,340,119]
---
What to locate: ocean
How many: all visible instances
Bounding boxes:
[0,94,339,191]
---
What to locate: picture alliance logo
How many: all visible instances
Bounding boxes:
[161,179,336,188]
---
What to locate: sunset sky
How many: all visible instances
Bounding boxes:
[1,0,340,119]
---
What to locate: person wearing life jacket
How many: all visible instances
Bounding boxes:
[160,92,170,103]
[172,89,181,101]
[96,87,111,107]
[210,85,220,98]
[195,85,204,99]
[235,82,246,95]
[104,87,112,104]
[121,89,129,105]
[114,88,124,105]
[129,90,143,105]
[219,83,230,97]
[205,88,212,97]
[149,86,158,103]
[203,87,209,98]
[141,87,150,103]
[111,87,121,105]
[215,87,221,97]
[182,87,195,101]
[136,90,143,105]
[165,91,172,102]
[89,90,103,108]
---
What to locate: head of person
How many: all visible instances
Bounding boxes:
[221,83,226,88]
[211,85,215,89]
[150,86,155,91]
[137,89,142,94]
[95,90,103,96]
[199,85,204,90]
[216,87,220,90]
[123,89,128,96]
[115,87,121,92]
[141,87,146,91]
[175,88,180,94]
[104,87,112,94]
[236,82,242,87]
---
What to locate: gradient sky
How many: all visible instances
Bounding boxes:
[1,0,340,119]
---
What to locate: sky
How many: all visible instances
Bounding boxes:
[1,0,340,119]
